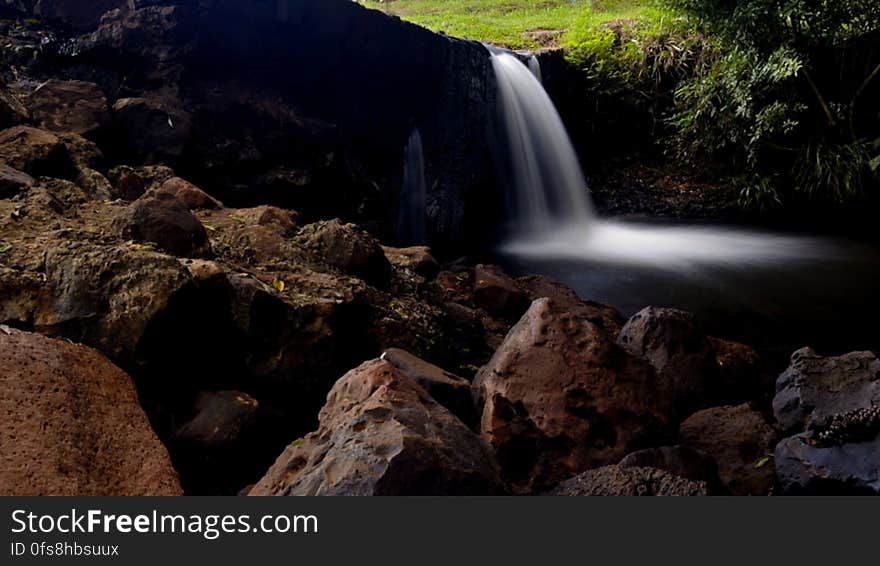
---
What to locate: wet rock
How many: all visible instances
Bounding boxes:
[618,307,718,417]
[0,328,182,495]
[112,96,192,161]
[473,298,670,493]
[709,337,765,403]
[619,445,723,493]
[0,163,34,198]
[473,264,528,317]
[0,126,72,177]
[29,80,110,136]
[249,358,503,496]
[773,348,880,434]
[382,347,476,427]
[171,390,286,495]
[382,245,439,280]
[113,190,212,258]
[296,219,391,287]
[158,177,222,210]
[679,404,777,496]
[548,465,708,496]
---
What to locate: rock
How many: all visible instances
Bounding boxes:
[34,0,127,31]
[0,87,28,130]
[709,337,765,403]
[548,465,708,496]
[773,348,880,434]
[473,298,670,493]
[75,168,114,201]
[619,445,724,494]
[618,307,718,417]
[249,359,503,496]
[107,164,175,201]
[381,348,476,427]
[0,126,72,177]
[112,96,192,161]
[775,423,880,494]
[229,205,298,235]
[113,190,213,258]
[297,219,391,287]
[171,390,286,495]
[518,274,624,333]
[0,328,182,495]
[0,163,34,198]
[29,80,110,136]
[158,177,222,210]
[473,264,528,317]
[382,245,440,280]
[679,404,777,496]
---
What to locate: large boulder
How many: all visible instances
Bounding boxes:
[250,359,503,496]
[679,404,777,496]
[296,219,391,287]
[548,465,708,496]
[113,190,213,258]
[0,126,72,177]
[473,298,670,493]
[0,328,182,495]
[29,80,110,136]
[618,307,718,418]
[773,348,880,433]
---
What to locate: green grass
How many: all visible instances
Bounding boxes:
[358,0,670,50]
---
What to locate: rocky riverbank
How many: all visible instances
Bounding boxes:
[1,0,878,496]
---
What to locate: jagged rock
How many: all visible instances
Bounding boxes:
[619,445,724,493]
[112,96,192,161]
[382,347,476,427]
[382,245,439,280]
[0,328,182,495]
[773,348,880,433]
[113,190,212,258]
[297,219,391,287]
[618,307,718,417]
[548,465,708,496]
[158,176,222,210]
[29,80,110,136]
[473,264,528,317]
[679,404,777,496]
[0,126,72,177]
[473,298,670,493]
[0,163,34,198]
[250,358,503,496]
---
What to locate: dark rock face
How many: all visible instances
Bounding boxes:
[0,328,182,495]
[619,445,723,494]
[679,404,777,496]
[473,298,671,494]
[0,126,72,177]
[34,0,128,31]
[773,348,880,434]
[113,190,212,258]
[250,359,503,496]
[29,80,110,136]
[111,96,192,162]
[618,307,718,418]
[548,466,708,496]
[709,337,766,404]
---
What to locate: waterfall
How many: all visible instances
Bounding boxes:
[397,128,428,245]
[490,50,595,235]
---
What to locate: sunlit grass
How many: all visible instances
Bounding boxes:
[357,0,667,50]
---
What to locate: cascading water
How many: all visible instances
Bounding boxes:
[397,128,428,245]
[488,49,831,271]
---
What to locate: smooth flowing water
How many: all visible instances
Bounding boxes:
[489,49,880,354]
[397,128,428,245]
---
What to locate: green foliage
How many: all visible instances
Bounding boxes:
[795,139,873,201]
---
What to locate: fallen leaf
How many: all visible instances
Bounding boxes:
[272,279,286,293]
[0,243,12,253]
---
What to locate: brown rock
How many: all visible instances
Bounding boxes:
[0,87,28,130]
[75,168,113,201]
[0,328,182,495]
[619,445,723,493]
[0,163,34,198]
[158,177,222,210]
[230,205,298,235]
[382,245,440,280]
[518,274,624,333]
[297,218,391,287]
[548,465,708,496]
[473,264,528,317]
[679,404,777,496]
[709,337,765,403]
[29,80,110,136]
[618,307,718,417]
[473,298,670,493]
[113,190,212,258]
[249,359,503,496]
[382,348,476,427]
[0,126,72,177]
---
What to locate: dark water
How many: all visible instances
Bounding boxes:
[497,220,880,359]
